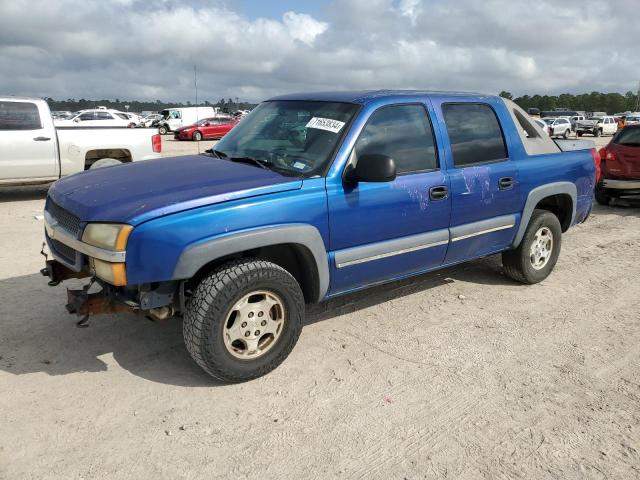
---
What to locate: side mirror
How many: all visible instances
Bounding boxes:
[73,118,80,122]
[347,153,396,183]
[202,122,210,127]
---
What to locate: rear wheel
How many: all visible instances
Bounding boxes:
[183,259,305,383]
[594,128,601,137]
[577,131,583,137]
[502,209,562,284]
[192,131,203,141]
[595,186,612,206]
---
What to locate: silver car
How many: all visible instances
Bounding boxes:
[542,117,572,138]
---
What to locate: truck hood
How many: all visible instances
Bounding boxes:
[48,155,303,225]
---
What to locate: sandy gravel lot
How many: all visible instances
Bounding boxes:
[1,135,639,479]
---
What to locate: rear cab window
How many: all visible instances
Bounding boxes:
[442,103,508,167]
[0,101,42,130]
[354,104,438,174]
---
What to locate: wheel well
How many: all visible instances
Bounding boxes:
[84,149,132,169]
[188,243,320,303]
[535,194,572,231]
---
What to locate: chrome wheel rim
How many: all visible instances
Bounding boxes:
[222,290,285,359]
[530,227,553,270]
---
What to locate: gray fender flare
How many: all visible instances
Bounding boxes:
[172,224,329,302]
[513,182,577,247]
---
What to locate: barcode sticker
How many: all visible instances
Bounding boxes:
[305,117,346,134]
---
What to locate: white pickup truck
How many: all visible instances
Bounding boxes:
[0,97,162,186]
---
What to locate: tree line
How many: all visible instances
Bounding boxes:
[500,91,639,114]
[43,91,640,115]
[43,97,257,113]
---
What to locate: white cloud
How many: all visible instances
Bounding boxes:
[282,11,328,46]
[0,0,637,102]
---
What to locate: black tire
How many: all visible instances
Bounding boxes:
[183,259,305,383]
[563,129,570,139]
[158,125,168,135]
[192,131,203,141]
[577,132,583,137]
[502,209,562,284]
[594,185,611,206]
[594,128,601,137]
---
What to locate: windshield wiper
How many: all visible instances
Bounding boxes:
[229,156,272,170]
[203,148,228,159]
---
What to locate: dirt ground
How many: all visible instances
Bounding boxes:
[1,135,639,479]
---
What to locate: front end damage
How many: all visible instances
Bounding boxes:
[41,256,181,327]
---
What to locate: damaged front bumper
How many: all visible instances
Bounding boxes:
[41,257,181,326]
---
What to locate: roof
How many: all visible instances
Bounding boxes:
[268,89,489,104]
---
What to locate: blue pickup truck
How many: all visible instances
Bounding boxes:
[42,90,596,382]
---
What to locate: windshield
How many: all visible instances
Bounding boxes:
[543,118,555,125]
[590,117,603,122]
[214,100,359,177]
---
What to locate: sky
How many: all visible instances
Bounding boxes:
[0,0,638,103]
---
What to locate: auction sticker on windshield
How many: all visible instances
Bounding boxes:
[305,117,345,134]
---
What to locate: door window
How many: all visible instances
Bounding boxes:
[78,112,95,121]
[95,112,114,120]
[354,104,438,174]
[443,103,508,167]
[0,101,42,130]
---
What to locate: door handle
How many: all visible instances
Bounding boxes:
[429,185,448,201]
[33,136,51,141]
[499,177,513,190]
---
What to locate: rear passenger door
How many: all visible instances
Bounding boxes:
[328,103,451,295]
[436,102,519,264]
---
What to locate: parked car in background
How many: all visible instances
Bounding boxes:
[542,117,572,138]
[576,116,617,137]
[139,113,162,127]
[570,115,585,132]
[0,97,161,186]
[41,90,597,382]
[595,124,640,205]
[156,107,217,135]
[52,111,73,120]
[174,117,238,141]
[625,114,640,126]
[533,118,551,136]
[54,109,137,128]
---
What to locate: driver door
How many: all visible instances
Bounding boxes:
[327,103,451,295]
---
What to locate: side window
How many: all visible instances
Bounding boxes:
[96,112,113,120]
[443,103,508,167]
[354,104,438,174]
[79,112,95,121]
[0,101,42,130]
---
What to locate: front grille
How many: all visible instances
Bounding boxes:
[49,237,77,264]
[45,197,81,237]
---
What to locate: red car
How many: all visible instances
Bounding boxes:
[174,117,237,141]
[596,124,640,205]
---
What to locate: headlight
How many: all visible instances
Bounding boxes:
[82,223,132,251]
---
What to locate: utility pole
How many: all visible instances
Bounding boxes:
[635,81,640,112]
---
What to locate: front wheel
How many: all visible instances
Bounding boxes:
[577,131,583,137]
[192,131,203,141]
[183,259,305,382]
[594,129,601,137]
[563,129,570,139]
[158,125,168,135]
[502,209,562,284]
